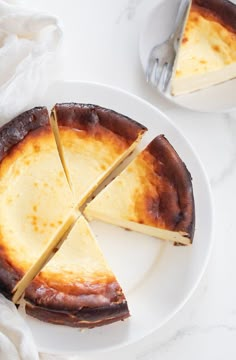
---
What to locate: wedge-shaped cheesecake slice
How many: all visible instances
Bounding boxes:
[25,215,130,328]
[0,108,75,300]
[85,135,195,245]
[171,0,236,95]
[50,103,147,205]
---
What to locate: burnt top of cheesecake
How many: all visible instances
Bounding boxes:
[0,107,49,162]
[135,135,195,242]
[192,0,236,34]
[25,276,126,310]
[53,103,147,145]
[24,275,129,325]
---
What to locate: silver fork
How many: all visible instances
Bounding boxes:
[146,0,191,92]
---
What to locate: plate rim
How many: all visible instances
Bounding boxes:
[27,80,214,355]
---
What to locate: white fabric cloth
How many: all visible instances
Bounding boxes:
[0,295,84,359]
[0,0,62,125]
[0,295,39,360]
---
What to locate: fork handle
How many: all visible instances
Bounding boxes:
[171,0,191,42]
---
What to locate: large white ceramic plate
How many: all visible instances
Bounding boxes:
[139,0,236,113]
[19,81,213,354]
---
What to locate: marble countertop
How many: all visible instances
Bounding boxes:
[24,1,236,359]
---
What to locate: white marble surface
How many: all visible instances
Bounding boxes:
[24,0,236,359]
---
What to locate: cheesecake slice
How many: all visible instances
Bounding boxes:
[85,135,195,245]
[171,0,236,95]
[0,108,75,300]
[25,215,130,327]
[51,103,147,206]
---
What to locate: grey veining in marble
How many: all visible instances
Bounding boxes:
[117,0,145,22]
[137,324,236,360]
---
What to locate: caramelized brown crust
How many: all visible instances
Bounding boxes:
[143,135,195,243]
[26,301,129,328]
[0,107,49,162]
[0,107,50,299]
[53,103,147,144]
[192,0,236,33]
[25,277,126,310]
[24,278,130,327]
[0,250,23,299]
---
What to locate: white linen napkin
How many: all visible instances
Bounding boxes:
[0,0,62,125]
[0,295,39,360]
[0,297,84,360]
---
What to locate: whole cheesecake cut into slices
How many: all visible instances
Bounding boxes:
[171,0,236,95]
[85,135,195,245]
[50,103,147,206]
[0,108,75,300]
[25,215,130,327]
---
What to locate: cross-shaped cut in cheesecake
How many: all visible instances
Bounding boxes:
[0,104,146,326]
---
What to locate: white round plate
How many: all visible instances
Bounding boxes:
[139,0,236,113]
[19,81,213,354]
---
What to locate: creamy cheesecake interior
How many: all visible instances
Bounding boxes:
[0,126,75,298]
[51,103,147,206]
[24,215,129,327]
[12,209,79,303]
[31,215,116,287]
[85,135,194,245]
[171,0,236,95]
[57,127,142,205]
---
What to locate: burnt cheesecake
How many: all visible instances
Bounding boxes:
[25,215,129,327]
[0,104,195,329]
[50,103,147,206]
[0,104,144,327]
[85,135,195,245]
[0,107,75,300]
[171,0,236,95]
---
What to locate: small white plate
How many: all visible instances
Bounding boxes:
[139,0,236,113]
[19,81,213,355]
